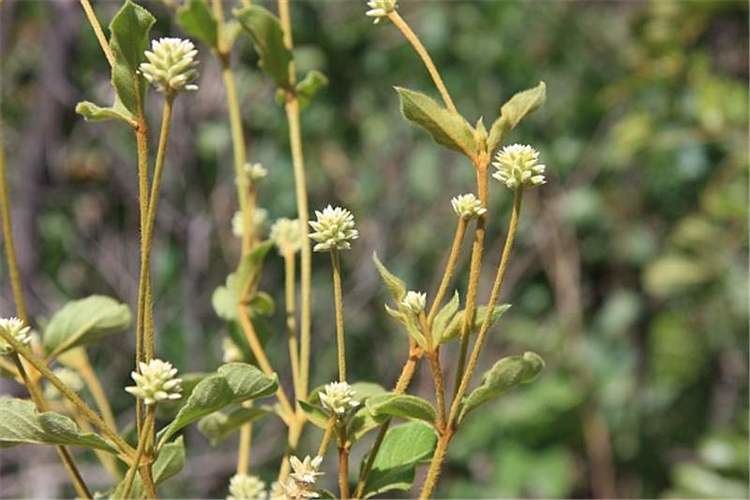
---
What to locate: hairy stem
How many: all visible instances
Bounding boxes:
[12,355,92,499]
[78,0,115,68]
[427,350,447,429]
[387,11,456,112]
[427,217,467,327]
[330,249,347,382]
[121,408,155,499]
[418,428,451,500]
[338,440,350,499]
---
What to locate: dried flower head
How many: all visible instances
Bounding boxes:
[492,144,546,189]
[366,0,398,23]
[140,38,199,93]
[270,218,304,255]
[308,205,359,252]
[222,337,243,363]
[44,367,84,400]
[227,473,267,500]
[245,163,268,183]
[401,291,427,315]
[289,455,324,486]
[268,481,286,500]
[232,208,268,238]
[451,193,487,219]
[319,381,359,416]
[125,358,182,405]
[0,317,32,355]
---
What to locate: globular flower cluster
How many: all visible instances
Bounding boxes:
[492,144,546,189]
[227,473,266,500]
[308,205,359,252]
[125,358,182,405]
[365,0,398,23]
[401,290,427,315]
[451,193,487,219]
[319,381,359,417]
[44,367,84,400]
[232,208,268,238]
[270,218,304,255]
[0,317,31,355]
[245,162,268,184]
[140,38,199,93]
[279,455,324,499]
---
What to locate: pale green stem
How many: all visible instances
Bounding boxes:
[427,217,468,327]
[78,0,115,67]
[330,249,347,382]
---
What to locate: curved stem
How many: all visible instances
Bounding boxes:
[330,249,347,382]
[12,355,92,499]
[387,11,456,112]
[78,0,115,68]
[427,217,467,327]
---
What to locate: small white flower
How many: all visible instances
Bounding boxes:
[44,367,84,400]
[401,290,427,315]
[308,205,359,252]
[125,358,182,405]
[232,208,268,238]
[227,473,267,500]
[366,0,398,23]
[222,337,243,363]
[140,37,199,93]
[245,163,268,183]
[451,193,487,219]
[319,381,359,417]
[0,317,31,355]
[289,455,324,486]
[270,218,304,255]
[492,144,546,189]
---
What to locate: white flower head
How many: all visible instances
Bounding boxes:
[289,455,324,486]
[319,381,359,417]
[308,205,359,252]
[232,208,268,238]
[0,317,32,355]
[140,37,199,93]
[270,218,304,255]
[401,290,427,315]
[279,479,319,499]
[451,193,487,219]
[366,0,398,23]
[125,358,182,405]
[227,473,267,500]
[44,367,84,400]
[492,144,546,189]
[245,163,268,184]
[222,337,243,363]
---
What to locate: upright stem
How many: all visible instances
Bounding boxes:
[284,251,301,401]
[134,117,150,433]
[427,217,467,327]
[121,408,155,499]
[426,350,447,429]
[78,0,115,68]
[330,249,347,382]
[278,0,312,400]
[236,423,253,474]
[12,355,92,499]
[387,11,456,113]
[338,439,350,499]
[418,429,451,500]
[0,122,27,323]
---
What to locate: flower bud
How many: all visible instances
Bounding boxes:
[319,381,359,417]
[232,209,268,238]
[0,317,31,355]
[125,358,182,405]
[244,163,268,184]
[492,144,546,189]
[366,0,398,23]
[140,38,199,94]
[401,290,427,315]
[227,474,266,500]
[308,205,359,252]
[451,193,487,219]
[270,218,304,255]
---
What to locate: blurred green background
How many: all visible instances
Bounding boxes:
[1,0,748,497]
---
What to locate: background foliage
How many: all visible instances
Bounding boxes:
[1,0,747,497]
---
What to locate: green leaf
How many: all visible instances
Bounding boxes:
[488,81,546,151]
[234,5,292,88]
[43,295,132,358]
[75,100,135,126]
[212,241,273,321]
[431,291,460,345]
[198,406,269,445]
[0,397,116,452]
[176,0,218,48]
[366,394,436,425]
[296,70,328,109]
[158,363,277,447]
[298,399,330,429]
[459,351,545,423]
[109,0,155,114]
[372,252,407,303]
[112,436,186,498]
[363,421,437,498]
[395,87,477,158]
[440,304,511,343]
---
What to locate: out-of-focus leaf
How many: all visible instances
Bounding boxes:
[441,304,511,343]
[197,406,269,445]
[488,81,546,150]
[372,253,407,302]
[176,0,218,48]
[212,241,273,321]
[296,70,328,109]
[643,254,713,298]
[234,5,292,88]
[112,436,186,498]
